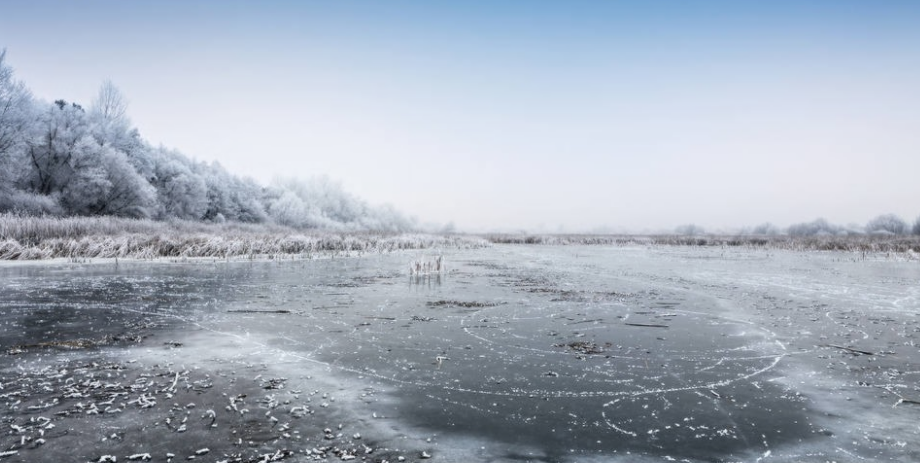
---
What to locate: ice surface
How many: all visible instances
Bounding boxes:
[1,245,919,462]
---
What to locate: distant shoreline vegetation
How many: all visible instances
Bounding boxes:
[487,215,920,253]
[485,233,920,254]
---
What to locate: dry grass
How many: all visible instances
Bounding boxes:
[0,213,489,260]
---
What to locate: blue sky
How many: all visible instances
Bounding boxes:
[2,1,919,232]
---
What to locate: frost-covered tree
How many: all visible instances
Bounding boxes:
[91,79,128,124]
[750,222,780,235]
[267,176,414,231]
[865,213,908,235]
[0,50,36,200]
[0,50,416,228]
[0,50,32,154]
[268,189,314,227]
[90,81,137,155]
[360,203,415,232]
[148,147,207,219]
[88,81,157,182]
[19,99,156,217]
[268,177,361,229]
[37,130,155,217]
[90,145,157,217]
[55,138,134,216]
[195,162,267,223]
[21,100,92,197]
[786,218,842,236]
[674,224,705,236]
[230,176,269,223]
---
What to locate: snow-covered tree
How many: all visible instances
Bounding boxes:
[675,224,705,236]
[91,79,128,124]
[21,100,92,197]
[750,222,780,235]
[362,203,415,232]
[195,162,267,223]
[148,147,207,219]
[786,218,841,236]
[0,50,35,196]
[88,81,158,181]
[267,176,414,231]
[865,213,908,235]
[18,99,155,217]
[0,50,415,229]
[90,145,157,217]
[268,189,313,227]
[230,176,269,223]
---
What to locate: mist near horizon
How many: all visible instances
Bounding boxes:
[2,1,919,232]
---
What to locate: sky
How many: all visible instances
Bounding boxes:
[2,1,919,232]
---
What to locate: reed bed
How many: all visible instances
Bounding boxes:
[0,214,489,260]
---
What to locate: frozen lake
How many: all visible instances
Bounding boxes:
[2,245,919,462]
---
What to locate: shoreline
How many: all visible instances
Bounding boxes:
[2,233,920,262]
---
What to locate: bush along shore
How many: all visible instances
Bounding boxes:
[484,233,920,254]
[0,214,489,260]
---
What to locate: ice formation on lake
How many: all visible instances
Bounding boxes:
[1,245,919,462]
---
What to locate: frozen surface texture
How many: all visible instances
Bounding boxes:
[1,245,919,462]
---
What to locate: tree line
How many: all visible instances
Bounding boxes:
[0,50,415,232]
[674,214,920,237]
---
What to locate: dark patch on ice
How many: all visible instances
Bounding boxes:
[227,309,293,314]
[426,300,498,308]
[553,341,609,355]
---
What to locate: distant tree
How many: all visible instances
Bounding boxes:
[267,177,415,231]
[840,223,866,235]
[750,222,780,235]
[89,81,140,153]
[865,213,908,235]
[88,80,149,167]
[675,224,705,236]
[440,221,457,234]
[913,216,920,236]
[786,218,841,236]
[91,79,128,124]
[267,189,315,228]
[362,203,415,232]
[85,83,164,215]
